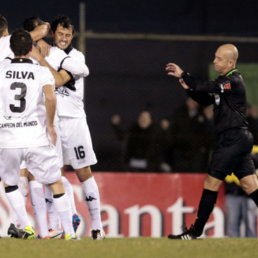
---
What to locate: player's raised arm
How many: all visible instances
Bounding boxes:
[29,22,50,42]
[30,46,70,87]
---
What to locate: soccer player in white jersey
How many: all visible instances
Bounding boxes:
[22,16,88,237]
[50,15,105,240]
[0,29,77,240]
[0,15,62,239]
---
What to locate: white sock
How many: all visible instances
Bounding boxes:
[10,176,29,228]
[81,177,102,230]
[10,210,20,228]
[45,185,61,231]
[29,181,49,238]
[61,176,77,215]
[19,176,28,201]
[53,193,74,237]
[6,188,30,229]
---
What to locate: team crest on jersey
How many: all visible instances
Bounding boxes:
[223,83,231,90]
[56,87,69,97]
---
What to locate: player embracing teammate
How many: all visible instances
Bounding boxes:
[0,14,104,240]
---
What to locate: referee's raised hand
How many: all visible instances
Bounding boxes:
[166,63,184,78]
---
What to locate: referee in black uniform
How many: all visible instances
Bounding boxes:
[166,44,258,239]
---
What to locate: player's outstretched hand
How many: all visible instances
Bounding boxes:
[48,125,57,146]
[166,63,184,78]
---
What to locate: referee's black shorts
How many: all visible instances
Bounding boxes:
[208,127,256,180]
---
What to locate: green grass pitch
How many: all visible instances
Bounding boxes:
[0,237,257,258]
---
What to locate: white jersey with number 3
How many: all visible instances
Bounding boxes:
[0,58,55,148]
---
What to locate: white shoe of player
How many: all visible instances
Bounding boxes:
[48,229,63,239]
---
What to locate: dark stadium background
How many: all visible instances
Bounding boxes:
[2,0,258,171]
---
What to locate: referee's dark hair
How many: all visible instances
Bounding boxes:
[51,15,74,34]
[0,14,8,37]
[10,29,33,57]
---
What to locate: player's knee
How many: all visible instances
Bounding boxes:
[75,166,92,182]
[203,175,222,191]
[240,174,258,195]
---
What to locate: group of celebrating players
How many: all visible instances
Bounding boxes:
[0,14,104,240]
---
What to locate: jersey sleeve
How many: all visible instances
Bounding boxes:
[61,54,89,77]
[45,47,68,70]
[38,66,55,89]
[186,90,214,106]
[182,71,233,94]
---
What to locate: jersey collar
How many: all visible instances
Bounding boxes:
[225,68,238,77]
[11,58,33,64]
[64,44,73,54]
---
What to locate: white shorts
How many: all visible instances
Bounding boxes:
[0,145,61,185]
[19,125,63,169]
[58,117,97,169]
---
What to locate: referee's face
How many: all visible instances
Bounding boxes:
[213,48,230,75]
[213,45,236,76]
[53,24,73,50]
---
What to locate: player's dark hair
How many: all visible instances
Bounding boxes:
[51,15,74,34]
[23,16,44,32]
[0,14,8,37]
[10,29,33,56]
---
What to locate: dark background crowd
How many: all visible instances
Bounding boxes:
[110,101,258,174]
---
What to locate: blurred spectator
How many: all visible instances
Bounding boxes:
[159,118,173,172]
[247,104,258,145]
[225,173,257,237]
[111,110,164,172]
[169,98,210,172]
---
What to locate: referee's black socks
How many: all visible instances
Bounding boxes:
[192,189,218,237]
[249,189,258,206]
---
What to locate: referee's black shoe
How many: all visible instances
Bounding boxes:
[168,225,198,240]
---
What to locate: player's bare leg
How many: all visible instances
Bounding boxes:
[240,174,258,206]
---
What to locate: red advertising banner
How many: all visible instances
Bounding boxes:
[0,172,226,237]
[91,172,226,238]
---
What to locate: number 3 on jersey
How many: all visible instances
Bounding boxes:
[10,82,27,113]
[74,146,85,160]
